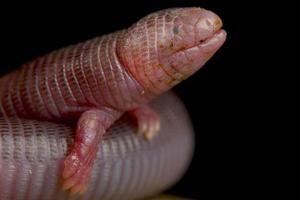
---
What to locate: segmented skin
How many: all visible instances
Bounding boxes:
[0,7,226,196]
[0,7,226,120]
[0,9,174,119]
[0,92,194,200]
[0,31,145,121]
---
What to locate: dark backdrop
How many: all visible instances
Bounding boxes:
[0,0,270,198]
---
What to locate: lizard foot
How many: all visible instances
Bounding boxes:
[127,105,160,140]
[61,108,119,195]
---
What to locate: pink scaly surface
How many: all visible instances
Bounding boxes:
[0,7,226,195]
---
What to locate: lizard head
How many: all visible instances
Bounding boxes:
[118,7,227,96]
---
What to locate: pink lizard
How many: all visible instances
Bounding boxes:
[0,7,226,195]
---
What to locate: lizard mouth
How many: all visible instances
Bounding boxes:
[166,28,227,78]
[172,28,226,57]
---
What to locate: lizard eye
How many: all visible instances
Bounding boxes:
[173,26,179,35]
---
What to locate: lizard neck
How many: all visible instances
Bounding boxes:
[116,29,173,101]
[88,31,156,111]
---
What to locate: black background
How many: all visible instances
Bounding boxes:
[0,0,276,199]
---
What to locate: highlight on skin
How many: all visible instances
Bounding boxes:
[0,7,226,196]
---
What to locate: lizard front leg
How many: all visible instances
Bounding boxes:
[127,105,160,140]
[62,108,121,195]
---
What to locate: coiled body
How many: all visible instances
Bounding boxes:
[0,92,194,200]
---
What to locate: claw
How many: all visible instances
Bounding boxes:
[63,151,81,179]
[138,120,147,135]
[128,105,161,140]
[62,148,95,195]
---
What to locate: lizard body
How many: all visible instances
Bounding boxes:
[0,7,226,195]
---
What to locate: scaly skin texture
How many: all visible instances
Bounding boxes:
[0,92,194,200]
[0,7,226,195]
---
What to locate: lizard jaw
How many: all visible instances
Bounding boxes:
[158,8,227,86]
[167,29,227,79]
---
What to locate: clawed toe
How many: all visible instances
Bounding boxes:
[139,115,160,140]
[128,105,161,140]
[62,149,95,195]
